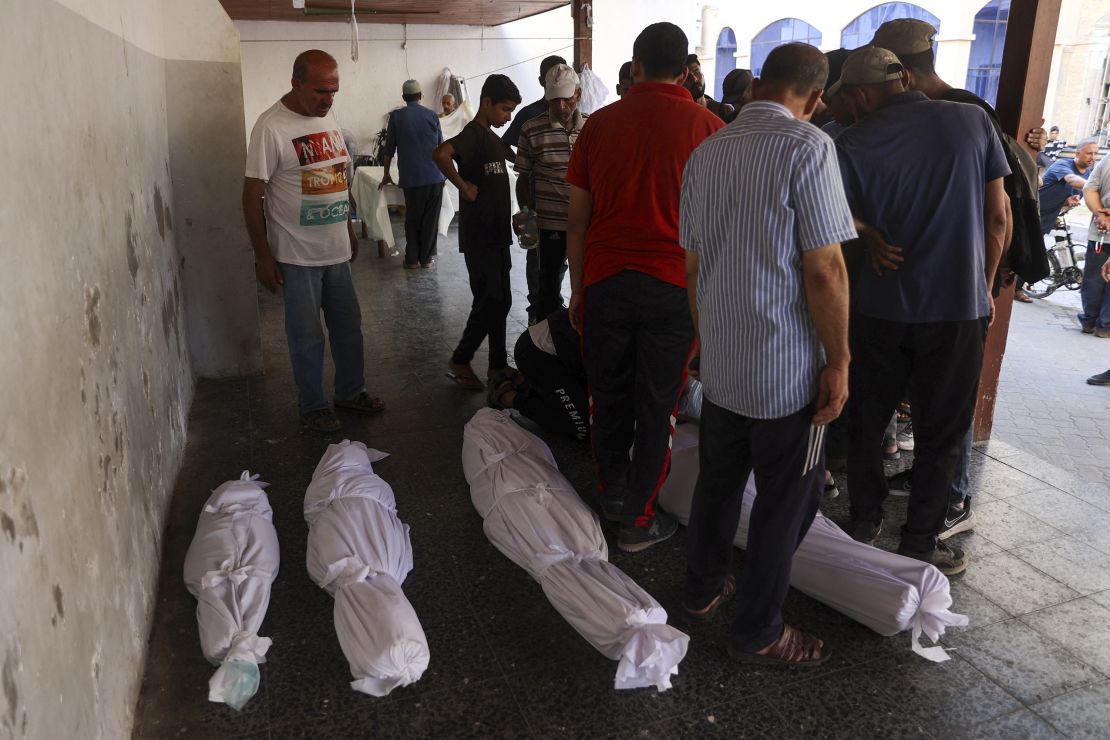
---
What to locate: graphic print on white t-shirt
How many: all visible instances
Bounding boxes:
[245,102,353,266]
[292,129,350,226]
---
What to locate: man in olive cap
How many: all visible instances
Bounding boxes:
[871,18,1047,152]
[833,46,1010,576]
[872,17,1048,533]
[381,78,447,268]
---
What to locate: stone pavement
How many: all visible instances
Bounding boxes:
[993,275,1110,486]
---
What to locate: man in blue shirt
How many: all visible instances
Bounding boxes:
[834,47,1009,576]
[380,79,446,268]
[1039,138,1098,235]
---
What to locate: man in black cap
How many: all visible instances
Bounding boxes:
[719,68,753,123]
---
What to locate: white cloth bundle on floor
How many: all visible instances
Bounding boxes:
[183,471,280,710]
[658,425,968,662]
[462,408,689,690]
[304,440,429,696]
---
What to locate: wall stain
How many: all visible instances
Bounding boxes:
[0,466,34,549]
[52,585,64,624]
[161,275,181,347]
[153,185,165,240]
[2,649,18,731]
[80,367,86,405]
[85,286,101,348]
[164,205,173,232]
[125,212,139,281]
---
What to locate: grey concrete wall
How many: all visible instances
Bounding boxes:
[166,59,264,378]
[0,1,249,737]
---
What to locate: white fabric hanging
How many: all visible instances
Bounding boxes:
[577,65,609,114]
[183,471,280,710]
[657,425,969,662]
[462,409,689,691]
[304,440,429,696]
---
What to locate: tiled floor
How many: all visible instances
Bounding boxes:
[132,224,1110,738]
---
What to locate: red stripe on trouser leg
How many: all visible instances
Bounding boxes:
[587,386,605,494]
[633,340,693,528]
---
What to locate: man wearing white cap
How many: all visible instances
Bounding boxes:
[514,64,588,320]
[381,79,446,268]
[833,46,1010,576]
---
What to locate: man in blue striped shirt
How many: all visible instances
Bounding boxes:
[679,43,856,667]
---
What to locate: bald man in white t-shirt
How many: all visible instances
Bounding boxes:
[243,50,384,433]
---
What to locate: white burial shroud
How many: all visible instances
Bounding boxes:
[304,440,429,697]
[657,425,969,663]
[462,408,689,691]
[183,471,280,710]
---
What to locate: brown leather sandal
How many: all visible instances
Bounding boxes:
[684,575,737,621]
[728,624,831,667]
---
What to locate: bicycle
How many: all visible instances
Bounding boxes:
[1023,209,1086,298]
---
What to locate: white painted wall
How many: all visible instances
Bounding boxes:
[0,0,247,736]
[236,7,575,152]
[590,0,704,91]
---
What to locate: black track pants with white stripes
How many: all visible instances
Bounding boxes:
[685,398,825,653]
[583,270,693,528]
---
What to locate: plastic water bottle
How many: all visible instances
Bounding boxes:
[209,659,260,711]
[513,207,539,249]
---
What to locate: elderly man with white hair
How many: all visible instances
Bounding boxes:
[514,64,588,320]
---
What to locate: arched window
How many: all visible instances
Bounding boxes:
[965,0,1010,106]
[714,27,738,100]
[751,19,822,78]
[841,2,941,50]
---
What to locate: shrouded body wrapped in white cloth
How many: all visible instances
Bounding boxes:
[304,440,429,696]
[183,471,280,710]
[462,408,689,690]
[658,425,968,662]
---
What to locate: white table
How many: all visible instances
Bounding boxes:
[351,165,456,253]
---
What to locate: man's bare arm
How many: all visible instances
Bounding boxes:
[379,155,394,189]
[1085,187,1110,231]
[516,175,533,211]
[1063,174,1088,189]
[243,177,283,293]
[802,244,851,426]
[983,177,1007,289]
[432,141,477,202]
[566,185,593,333]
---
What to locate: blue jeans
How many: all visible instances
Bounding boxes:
[279,262,365,414]
[1079,241,1110,330]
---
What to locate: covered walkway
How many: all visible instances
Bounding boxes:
[133,225,1110,739]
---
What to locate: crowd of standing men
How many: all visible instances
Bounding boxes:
[241,15,1075,667]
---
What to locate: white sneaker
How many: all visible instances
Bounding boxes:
[897,423,915,451]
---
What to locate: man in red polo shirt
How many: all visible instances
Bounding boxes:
[566,22,724,552]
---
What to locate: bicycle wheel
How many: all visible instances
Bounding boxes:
[1025,250,1062,298]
